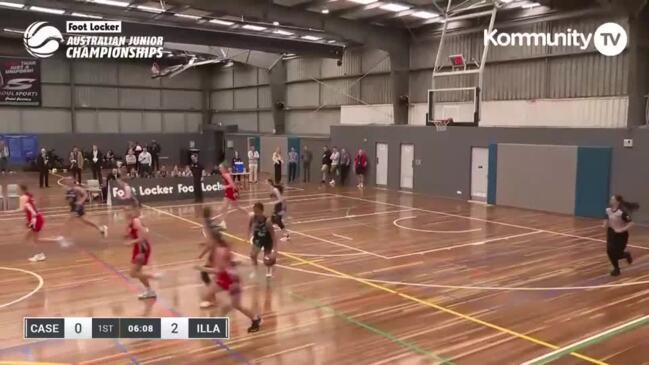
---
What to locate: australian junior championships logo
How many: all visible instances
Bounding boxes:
[22,20,163,59]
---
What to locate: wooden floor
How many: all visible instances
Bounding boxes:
[1,172,649,365]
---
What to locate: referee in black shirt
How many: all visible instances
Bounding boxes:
[189,154,204,203]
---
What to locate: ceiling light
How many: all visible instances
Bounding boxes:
[273,29,294,36]
[500,0,514,3]
[136,5,164,13]
[0,1,23,9]
[3,28,24,33]
[521,2,540,8]
[242,24,267,31]
[327,39,336,43]
[209,19,234,26]
[349,0,377,4]
[29,5,65,14]
[71,12,103,18]
[88,0,130,7]
[380,3,410,12]
[301,35,322,41]
[174,13,201,20]
[273,21,280,26]
[321,9,329,14]
[284,53,296,57]
[411,10,438,19]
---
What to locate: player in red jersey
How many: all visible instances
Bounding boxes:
[196,206,261,332]
[14,184,63,262]
[218,163,247,227]
[124,206,158,299]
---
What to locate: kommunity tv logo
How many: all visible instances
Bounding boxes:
[484,22,628,56]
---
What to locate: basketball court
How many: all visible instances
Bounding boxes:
[2,171,649,364]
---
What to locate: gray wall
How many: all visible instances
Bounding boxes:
[331,125,649,222]
[496,144,577,214]
[0,42,204,134]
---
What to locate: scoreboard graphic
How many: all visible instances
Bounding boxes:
[24,317,229,340]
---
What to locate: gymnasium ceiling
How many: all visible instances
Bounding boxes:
[0,0,642,57]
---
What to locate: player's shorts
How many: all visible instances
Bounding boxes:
[28,214,44,233]
[131,240,151,265]
[216,269,241,295]
[253,237,273,255]
[225,187,238,201]
[70,203,85,217]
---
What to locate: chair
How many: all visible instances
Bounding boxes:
[6,184,20,210]
[86,179,103,203]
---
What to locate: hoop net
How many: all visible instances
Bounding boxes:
[432,118,451,132]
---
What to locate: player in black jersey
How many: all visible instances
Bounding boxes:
[61,177,107,244]
[248,202,277,279]
[267,179,289,241]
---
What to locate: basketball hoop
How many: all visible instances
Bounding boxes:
[432,118,451,132]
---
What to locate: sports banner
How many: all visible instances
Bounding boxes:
[0,57,41,106]
[107,176,225,206]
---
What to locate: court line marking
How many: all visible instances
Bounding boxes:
[0,267,44,309]
[288,291,453,365]
[144,204,606,365]
[283,251,365,257]
[393,216,482,234]
[287,229,387,259]
[335,194,649,250]
[331,233,353,241]
[521,314,649,365]
[291,209,413,225]
[385,231,543,259]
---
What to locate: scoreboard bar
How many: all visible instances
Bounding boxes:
[24,317,229,340]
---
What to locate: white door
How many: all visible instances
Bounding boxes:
[376,143,388,186]
[400,144,414,189]
[470,147,489,201]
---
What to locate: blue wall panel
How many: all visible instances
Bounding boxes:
[487,143,498,204]
[575,146,612,218]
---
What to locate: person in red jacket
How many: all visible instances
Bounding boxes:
[354,149,368,189]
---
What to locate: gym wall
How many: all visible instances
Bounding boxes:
[331,125,648,222]
[224,133,329,181]
[487,144,611,217]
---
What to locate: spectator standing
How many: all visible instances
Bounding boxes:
[90,144,103,180]
[340,148,352,186]
[272,147,283,184]
[125,149,137,177]
[149,139,161,172]
[321,146,332,184]
[231,151,243,182]
[247,145,260,183]
[0,139,9,174]
[37,148,50,188]
[329,147,340,187]
[69,146,84,183]
[355,149,368,189]
[302,145,312,183]
[288,147,298,183]
[138,147,152,178]
[189,154,204,203]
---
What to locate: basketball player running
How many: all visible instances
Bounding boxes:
[604,195,639,276]
[218,164,247,227]
[13,184,63,262]
[61,177,107,244]
[125,207,158,299]
[196,207,262,332]
[267,179,289,241]
[249,202,278,279]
